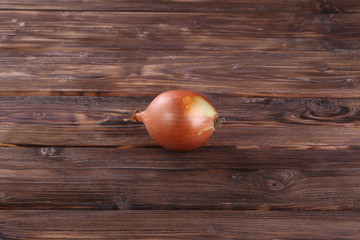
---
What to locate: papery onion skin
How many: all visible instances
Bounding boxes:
[127,90,218,151]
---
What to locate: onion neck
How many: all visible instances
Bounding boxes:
[213,114,225,128]
[123,109,145,123]
[213,114,220,128]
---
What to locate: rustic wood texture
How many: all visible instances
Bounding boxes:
[1,0,359,13]
[1,0,360,238]
[0,51,359,98]
[0,11,359,51]
[0,10,359,98]
[1,147,360,210]
[1,210,360,240]
[1,96,360,147]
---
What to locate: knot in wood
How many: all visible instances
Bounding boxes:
[18,21,26,27]
[306,99,349,118]
[32,112,46,119]
[256,169,299,193]
[345,78,355,84]
[40,147,56,157]
[261,178,285,192]
[316,0,344,14]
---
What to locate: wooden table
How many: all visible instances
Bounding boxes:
[1,0,360,239]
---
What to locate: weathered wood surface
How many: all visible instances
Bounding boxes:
[1,147,360,210]
[0,51,359,98]
[1,0,359,13]
[1,96,360,147]
[1,210,360,239]
[0,10,359,98]
[1,0,360,238]
[0,11,359,52]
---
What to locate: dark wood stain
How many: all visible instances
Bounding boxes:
[1,0,360,238]
[1,147,360,211]
[0,51,359,98]
[1,210,360,239]
[1,0,359,13]
[1,96,360,147]
[0,11,359,52]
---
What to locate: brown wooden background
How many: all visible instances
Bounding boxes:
[1,0,360,239]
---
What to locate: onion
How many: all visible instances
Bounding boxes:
[125,90,219,151]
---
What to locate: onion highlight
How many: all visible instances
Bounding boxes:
[125,90,219,151]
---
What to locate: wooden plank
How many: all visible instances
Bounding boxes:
[0,51,359,98]
[1,147,360,210]
[0,11,359,53]
[1,210,360,239]
[0,0,359,13]
[1,96,360,147]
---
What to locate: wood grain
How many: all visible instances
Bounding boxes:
[0,11,359,52]
[0,51,359,98]
[1,0,359,13]
[1,0,360,238]
[1,147,360,210]
[1,210,360,239]
[0,10,358,98]
[1,96,360,147]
